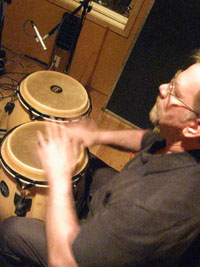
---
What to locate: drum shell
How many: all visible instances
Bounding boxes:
[7,98,34,131]
[0,163,89,222]
[0,167,48,221]
[0,121,90,221]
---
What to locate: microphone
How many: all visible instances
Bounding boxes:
[35,22,60,43]
[35,33,49,43]
[31,22,47,51]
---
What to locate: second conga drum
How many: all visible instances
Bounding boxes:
[0,121,89,221]
[7,70,92,130]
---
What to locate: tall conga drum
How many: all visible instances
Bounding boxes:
[0,121,89,222]
[7,71,92,130]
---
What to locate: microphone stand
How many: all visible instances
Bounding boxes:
[65,0,92,73]
[48,0,92,73]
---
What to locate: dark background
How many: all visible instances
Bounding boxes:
[105,0,200,129]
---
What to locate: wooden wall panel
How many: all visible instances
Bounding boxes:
[90,31,128,95]
[2,0,64,63]
[68,19,107,87]
[89,0,155,96]
[2,0,153,97]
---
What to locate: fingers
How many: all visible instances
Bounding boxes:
[37,118,88,159]
[37,130,53,165]
[45,119,59,140]
[37,119,88,180]
[38,121,76,157]
[47,117,69,142]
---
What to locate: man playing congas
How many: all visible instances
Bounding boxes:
[1,52,200,266]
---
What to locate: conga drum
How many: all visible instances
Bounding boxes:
[7,70,92,130]
[0,121,89,222]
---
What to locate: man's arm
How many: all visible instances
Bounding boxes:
[46,180,79,267]
[66,122,148,152]
[37,123,80,267]
[93,129,148,151]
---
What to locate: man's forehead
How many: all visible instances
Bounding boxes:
[182,63,200,76]
[177,63,200,85]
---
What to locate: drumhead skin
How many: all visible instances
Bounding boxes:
[0,121,88,186]
[19,71,90,118]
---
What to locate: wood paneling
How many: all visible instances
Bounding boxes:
[2,0,153,97]
[2,0,64,63]
[68,19,107,87]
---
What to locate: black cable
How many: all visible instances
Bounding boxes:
[23,19,36,38]
[3,74,19,85]
[1,73,20,83]
[5,72,29,75]
[7,59,26,71]
[0,0,5,24]
[0,84,16,89]
[24,54,48,66]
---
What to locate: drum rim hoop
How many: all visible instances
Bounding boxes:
[16,71,92,120]
[0,150,90,187]
[17,89,92,122]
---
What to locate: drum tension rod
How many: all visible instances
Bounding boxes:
[14,177,34,217]
[28,108,40,121]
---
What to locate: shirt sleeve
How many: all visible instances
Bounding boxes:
[141,130,163,149]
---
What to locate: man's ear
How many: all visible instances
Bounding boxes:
[182,119,200,138]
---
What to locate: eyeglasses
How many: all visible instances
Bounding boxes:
[168,77,200,117]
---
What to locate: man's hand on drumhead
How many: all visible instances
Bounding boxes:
[63,118,99,148]
[37,121,80,189]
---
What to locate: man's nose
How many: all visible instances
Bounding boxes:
[159,83,169,99]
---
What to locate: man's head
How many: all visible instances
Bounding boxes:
[150,62,200,140]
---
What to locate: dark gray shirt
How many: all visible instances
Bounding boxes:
[73,131,200,266]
